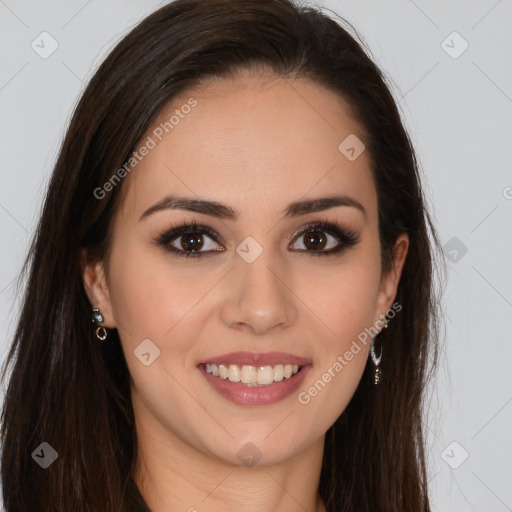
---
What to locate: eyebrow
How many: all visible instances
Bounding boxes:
[139,194,367,222]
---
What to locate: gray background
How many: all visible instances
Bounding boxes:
[1,1,511,510]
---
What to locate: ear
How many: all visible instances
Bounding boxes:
[373,232,409,324]
[81,249,116,328]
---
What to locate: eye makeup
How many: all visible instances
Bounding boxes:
[153,219,360,258]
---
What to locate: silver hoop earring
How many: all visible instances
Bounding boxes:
[91,307,108,342]
[370,317,388,385]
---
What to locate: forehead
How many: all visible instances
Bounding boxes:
[117,72,376,224]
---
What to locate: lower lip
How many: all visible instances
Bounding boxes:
[198,364,312,406]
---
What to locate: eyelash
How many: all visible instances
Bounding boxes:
[154,220,360,258]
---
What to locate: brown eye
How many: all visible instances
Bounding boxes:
[180,233,204,252]
[289,221,360,256]
[157,223,224,257]
[303,231,327,251]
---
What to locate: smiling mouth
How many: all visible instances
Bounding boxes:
[202,363,302,386]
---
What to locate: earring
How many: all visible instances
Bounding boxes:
[370,317,388,385]
[91,307,107,341]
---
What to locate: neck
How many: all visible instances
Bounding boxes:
[132,417,327,512]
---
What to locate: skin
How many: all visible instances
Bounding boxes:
[83,69,408,512]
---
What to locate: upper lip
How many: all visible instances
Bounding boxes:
[197,351,311,367]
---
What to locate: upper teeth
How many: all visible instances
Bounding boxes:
[205,363,300,385]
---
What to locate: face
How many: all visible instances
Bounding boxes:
[84,70,408,467]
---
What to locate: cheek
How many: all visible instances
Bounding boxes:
[302,255,381,347]
[107,241,207,341]
[106,244,207,411]
[297,292,374,432]
[295,255,381,421]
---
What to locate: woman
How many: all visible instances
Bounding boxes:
[0,0,444,510]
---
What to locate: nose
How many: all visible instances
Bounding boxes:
[219,245,298,336]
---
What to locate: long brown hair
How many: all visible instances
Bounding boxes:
[1,0,444,510]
